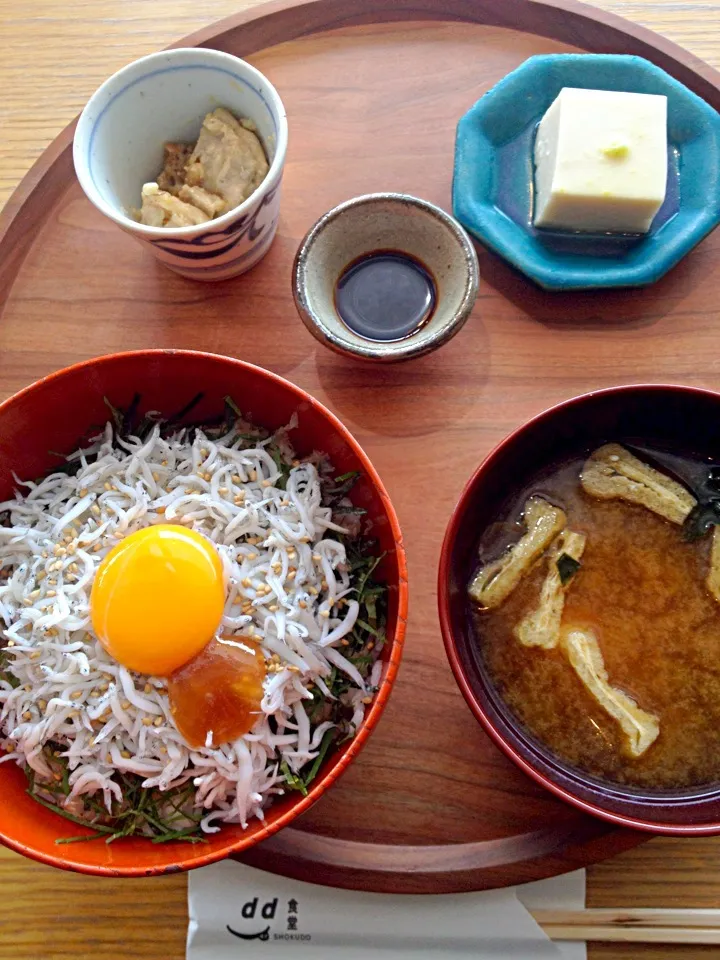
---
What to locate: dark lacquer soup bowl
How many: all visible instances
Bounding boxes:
[439,384,720,835]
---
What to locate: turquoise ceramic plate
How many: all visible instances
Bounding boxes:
[453,54,720,290]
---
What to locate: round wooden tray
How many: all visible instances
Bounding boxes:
[3,0,720,894]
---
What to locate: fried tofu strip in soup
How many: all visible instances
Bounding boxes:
[469,497,566,609]
[581,443,696,525]
[707,528,720,604]
[563,627,659,758]
[515,529,586,649]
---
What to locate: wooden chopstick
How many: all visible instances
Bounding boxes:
[531,908,720,944]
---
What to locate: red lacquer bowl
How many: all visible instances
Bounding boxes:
[439,384,720,836]
[0,350,407,875]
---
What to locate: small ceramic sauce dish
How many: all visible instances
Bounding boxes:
[74,48,288,281]
[293,193,479,362]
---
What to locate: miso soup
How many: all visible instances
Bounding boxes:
[469,445,720,790]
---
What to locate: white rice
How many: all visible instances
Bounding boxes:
[0,419,379,834]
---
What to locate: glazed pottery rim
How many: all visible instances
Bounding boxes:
[0,348,408,875]
[292,192,480,362]
[439,382,720,837]
[73,48,289,238]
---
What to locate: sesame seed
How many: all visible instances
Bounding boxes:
[91,505,101,516]
[152,472,159,482]
[53,545,65,557]
[121,750,131,759]
[287,665,300,673]
[320,610,330,619]
[341,639,349,646]
[362,696,373,705]
[46,590,57,598]
[106,753,112,762]
[121,700,130,711]
[161,460,168,467]
[5,641,13,647]
[308,586,318,596]
[68,710,79,719]
[312,554,321,562]
[268,604,279,612]
[299,600,307,609]
[79,488,88,498]
[271,563,282,573]
[287,570,296,580]
[29,652,40,661]
[219,487,228,495]
[156,506,166,515]
[71,690,83,700]
[144,683,153,694]
[248,552,257,561]
[153,717,163,727]
[281,499,290,507]
[142,717,153,726]
[93,543,102,552]
[22,711,31,721]
[367,641,375,650]
[321,580,328,590]
[249,470,257,481]
[99,682,109,692]
[38,699,47,710]
[242,578,252,588]
[261,479,272,488]
[104,482,112,491]
[232,475,241,484]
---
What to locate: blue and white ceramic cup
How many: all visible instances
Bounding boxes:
[74,48,288,281]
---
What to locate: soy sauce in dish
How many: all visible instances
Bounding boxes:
[334,250,437,342]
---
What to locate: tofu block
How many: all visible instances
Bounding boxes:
[533,87,668,234]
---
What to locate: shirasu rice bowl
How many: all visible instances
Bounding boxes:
[0,406,386,843]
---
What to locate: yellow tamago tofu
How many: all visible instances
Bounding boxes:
[533,87,668,234]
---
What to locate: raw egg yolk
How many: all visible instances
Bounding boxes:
[90,525,225,676]
[167,636,266,748]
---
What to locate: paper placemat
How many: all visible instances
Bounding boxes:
[188,860,585,959]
